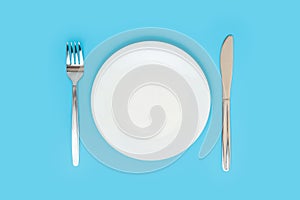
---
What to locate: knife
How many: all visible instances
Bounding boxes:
[220,35,233,171]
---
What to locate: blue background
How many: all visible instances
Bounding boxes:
[0,0,299,199]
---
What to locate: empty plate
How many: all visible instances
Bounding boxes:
[78,27,222,173]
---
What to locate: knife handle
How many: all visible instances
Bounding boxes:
[222,99,231,171]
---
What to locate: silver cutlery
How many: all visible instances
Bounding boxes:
[66,42,84,167]
[220,35,233,171]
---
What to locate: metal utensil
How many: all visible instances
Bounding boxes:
[220,35,233,171]
[66,42,84,166]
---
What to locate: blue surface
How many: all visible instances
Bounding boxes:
[0,0,299,199]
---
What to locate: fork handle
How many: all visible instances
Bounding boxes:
[72,85,79,166]
[222,99,231,171]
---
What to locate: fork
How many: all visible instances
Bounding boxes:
[66,42,84,166]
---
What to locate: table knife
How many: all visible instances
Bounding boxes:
[220,35,233,172]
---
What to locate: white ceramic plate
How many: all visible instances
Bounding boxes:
[91,41,210,161]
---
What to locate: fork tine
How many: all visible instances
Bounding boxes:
[66,43,70,65]
[74,42,79,64]
[78,42,84,65]
[70,42,75,65]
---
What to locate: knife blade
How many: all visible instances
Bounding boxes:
[220,35,233,171]
[220,35,233,99]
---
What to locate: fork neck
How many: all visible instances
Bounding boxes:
[72,81,79,86]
